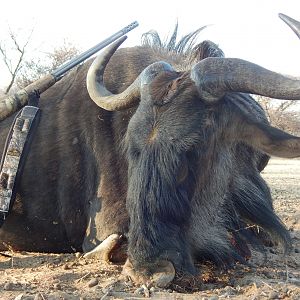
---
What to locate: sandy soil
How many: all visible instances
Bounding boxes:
[0,158,299,300]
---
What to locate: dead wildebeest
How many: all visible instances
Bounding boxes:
[0,14,299,287]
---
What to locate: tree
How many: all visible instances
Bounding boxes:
[16,40,80,89]
[0,26,80,94]
[0,26,33,94]
[255,95,300,135]
[47,39,80,70]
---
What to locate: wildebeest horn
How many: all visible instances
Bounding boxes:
[190,57,300,102]
[87,36,174,111]
[86,36,140,111]
[279,13,300,39]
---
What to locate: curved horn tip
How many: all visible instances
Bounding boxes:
[87,34,140,111]
[109,35,128,51]
[278,13,300,39]
[89,35,128,73]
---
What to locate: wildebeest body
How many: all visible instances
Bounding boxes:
[0,30,298,286]
[0,46,207,252]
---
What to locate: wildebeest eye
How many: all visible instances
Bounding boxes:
[128,145,140,161]
[150,71,185,105]
[177,160,188,184]
[132,150,141,161]
[160,77,184,105]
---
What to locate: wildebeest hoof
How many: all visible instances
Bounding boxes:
[83,234,126,262]
[122,259,175,288]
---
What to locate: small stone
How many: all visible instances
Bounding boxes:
[3,282,14,290]
[63,264,71,270]
[75,252,82,258]
[125,281,133,288]
[53,283,62,290]
[134,287,144,295]
[142,285,150,298]
[101,288,112,296]
[34,293,44,300]
[150,286,158,293]
[262,270,273,278]
[269,291,279,299]
[294,248,299,253]
[236,277,252,286]
[87,278,98,288]
[14,294,23,300]
[277,271,285,277]
[223,286,236,295]
[208,296,219,300]
[235,285,241,292]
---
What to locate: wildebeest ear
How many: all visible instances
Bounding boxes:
[236,117,300,158]
[189,40,224,63]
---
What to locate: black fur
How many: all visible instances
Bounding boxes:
[0,27,296,280]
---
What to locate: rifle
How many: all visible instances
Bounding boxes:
[0,21,139,121]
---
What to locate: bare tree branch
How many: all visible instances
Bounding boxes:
[255,95,300,135]
[0,26,34,94]
[0,43,13,75]
[16,39,80,89]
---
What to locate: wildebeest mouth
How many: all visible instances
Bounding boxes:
[122,259,176,288]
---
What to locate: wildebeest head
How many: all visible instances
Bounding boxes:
[86,18,300,287]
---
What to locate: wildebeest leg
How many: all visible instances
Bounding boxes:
[83,233,125,261]
[82,171,129,262]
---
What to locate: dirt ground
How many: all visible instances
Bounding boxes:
[0,158,299,300]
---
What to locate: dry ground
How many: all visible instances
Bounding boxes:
[0,158,299,300]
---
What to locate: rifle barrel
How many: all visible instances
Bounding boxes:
[0,21,139,121]
[51,21,139,79]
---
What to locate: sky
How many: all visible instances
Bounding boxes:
[0,0,300,89]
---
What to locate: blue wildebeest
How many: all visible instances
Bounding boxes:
[0,14,299,287]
